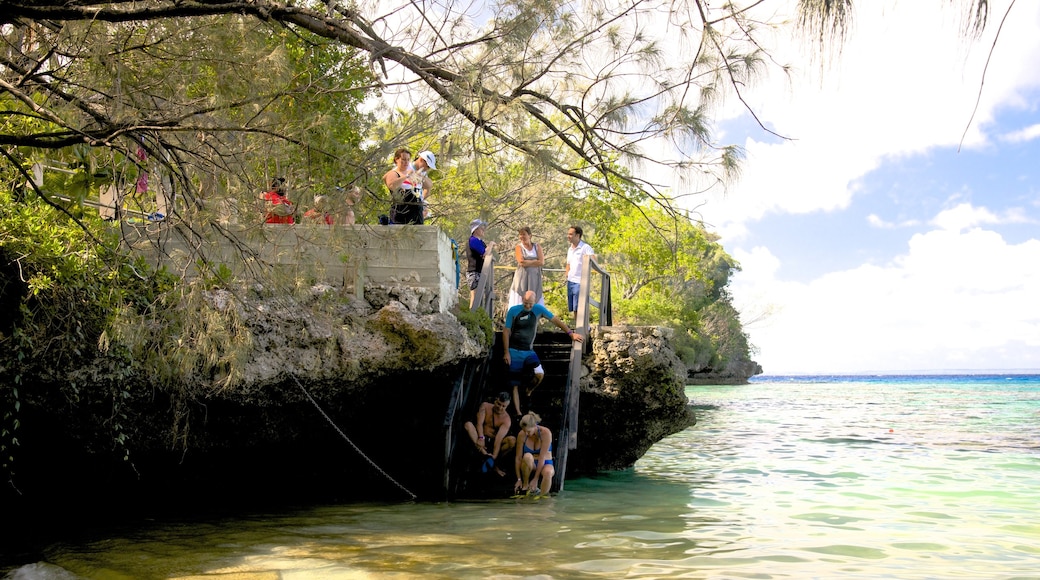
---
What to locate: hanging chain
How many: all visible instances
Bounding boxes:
[292,376,417,501]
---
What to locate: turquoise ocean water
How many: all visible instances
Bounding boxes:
[3,375,1039,579]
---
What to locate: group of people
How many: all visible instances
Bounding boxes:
[261,146,439,227]
[468,221,596,414]
[460,222,598,497]
[467,222,595,320]
[382,148,436,225]
[463,394,558,497]
[262,178,361,226]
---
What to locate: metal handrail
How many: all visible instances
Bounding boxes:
[443,248,497,498]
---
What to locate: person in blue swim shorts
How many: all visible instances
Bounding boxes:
[502,290,583,415]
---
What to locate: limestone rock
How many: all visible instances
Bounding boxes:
[570,325,696,473]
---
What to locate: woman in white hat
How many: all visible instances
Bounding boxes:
[413,150,437,219]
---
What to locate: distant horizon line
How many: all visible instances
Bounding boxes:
[756,369,1040,376]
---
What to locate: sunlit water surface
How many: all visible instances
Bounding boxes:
[5,375,1040,579]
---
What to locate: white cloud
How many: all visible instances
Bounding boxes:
[731,206,1040,374]
[1001,123,1040,143]
[931,202,1035,231]
[688,2,1040,373]
[867,213,920,229]
[689,1,1040,241]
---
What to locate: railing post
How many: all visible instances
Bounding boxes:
[566,255,594,448]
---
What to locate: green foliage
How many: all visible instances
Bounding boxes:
[369,105,753,374]
[555,190,750,373]
[0,177,254,478]
[586,201,738,324]
[0,0,774,482]
[0,183,172,478]
[3,14,377,229]
[127,283,254,393]
[455,304,495,349]
[199,262,236,290]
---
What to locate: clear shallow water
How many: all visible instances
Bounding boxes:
[5,375,1040,579]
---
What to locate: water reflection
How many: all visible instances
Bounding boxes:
[10,468,713,579]
[5,379,1040,579]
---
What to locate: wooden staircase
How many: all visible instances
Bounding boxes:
[446,326,581,498]
[444,254,610,499]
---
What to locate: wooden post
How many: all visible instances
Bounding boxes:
[555,254,595,492]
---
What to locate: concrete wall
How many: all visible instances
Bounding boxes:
[121,222,459,313]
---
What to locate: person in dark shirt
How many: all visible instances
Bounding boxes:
[383,148,425,224]
[502,290,583,415]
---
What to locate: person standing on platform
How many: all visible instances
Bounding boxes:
[303,194,333,225]
[413,150,436,220]
[383,148,424,224]
[343,185,361,225]
[507,226,544,309]
[467,219,495,308]
[262,177,294,224]
[565,225,595,321]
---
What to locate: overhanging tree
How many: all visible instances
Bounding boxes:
[2,0,995,214]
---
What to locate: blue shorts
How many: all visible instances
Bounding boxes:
[508,349,542,385]
[567,281,580,312]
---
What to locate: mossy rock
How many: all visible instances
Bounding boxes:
[367,308,447,367]
[454,305,493,349]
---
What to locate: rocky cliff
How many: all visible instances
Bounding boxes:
[6,283,707,519]
[570,326,696,473]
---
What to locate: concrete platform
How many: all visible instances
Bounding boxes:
[120,222,458,312]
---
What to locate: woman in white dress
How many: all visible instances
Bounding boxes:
[507,226,545,308]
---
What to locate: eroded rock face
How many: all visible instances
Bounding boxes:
[199,287,486,399]
[570,325,696,473]
[9,290,704,509]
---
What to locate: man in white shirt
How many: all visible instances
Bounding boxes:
[564,225,595,320]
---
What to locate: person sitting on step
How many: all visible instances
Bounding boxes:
[514,411,554,497]
[462,392,515,477]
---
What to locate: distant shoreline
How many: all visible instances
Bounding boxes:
[750,371,1040,380]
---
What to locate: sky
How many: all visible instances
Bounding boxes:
[687,1,1040,374]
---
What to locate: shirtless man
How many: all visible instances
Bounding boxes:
[463,392,516,476]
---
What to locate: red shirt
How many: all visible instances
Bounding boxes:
[264,190,294,224]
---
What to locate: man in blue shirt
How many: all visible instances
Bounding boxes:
[503,290,584,415]
[468,218,495,308]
